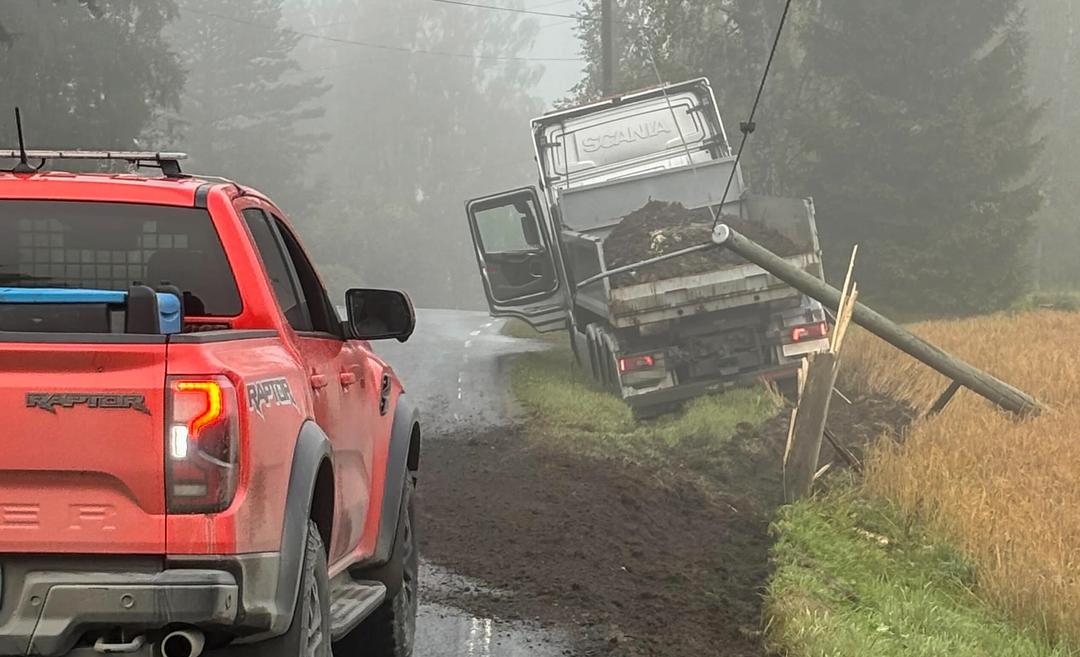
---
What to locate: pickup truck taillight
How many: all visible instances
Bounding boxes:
[166,376,239,514]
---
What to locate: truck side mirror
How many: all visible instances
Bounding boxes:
[345,288,416,342]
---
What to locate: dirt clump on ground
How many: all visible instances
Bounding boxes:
[602,200,805,288]
[417,393,913,657]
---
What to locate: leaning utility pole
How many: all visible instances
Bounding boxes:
[712,224,1043,418]
[601,0,615,96]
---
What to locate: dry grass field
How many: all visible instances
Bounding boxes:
[843,310,1080,642]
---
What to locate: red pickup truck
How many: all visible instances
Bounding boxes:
[0,152,421,657]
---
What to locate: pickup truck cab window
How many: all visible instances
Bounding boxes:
[0,200,241,317]
[241,207,313,332]
[270,212,343,338]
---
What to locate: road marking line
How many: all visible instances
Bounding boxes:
[464,339,472,348]
[470,329,481,337]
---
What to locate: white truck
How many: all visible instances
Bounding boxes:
[465,78,830,414]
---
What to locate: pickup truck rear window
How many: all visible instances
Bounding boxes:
[0,200,242,317]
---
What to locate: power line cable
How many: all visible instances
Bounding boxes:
[429,0,633,25]
[709,0,795,229]
[177,3,584,63]
[435,0,796,229]
[436,0,797,234]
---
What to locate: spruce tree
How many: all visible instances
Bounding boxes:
[0,0,183,151]
[166,0,328,216]
[1024,0,1080,290]
[573,0,1043,317]
[796,0,1043,316]
[287,0,544,308]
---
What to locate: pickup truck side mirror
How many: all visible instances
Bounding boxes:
[344,289,416,343]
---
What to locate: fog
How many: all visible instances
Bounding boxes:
[1,0,1078,316]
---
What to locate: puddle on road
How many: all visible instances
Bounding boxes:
[416,562,572,657]
[416,603,570,657]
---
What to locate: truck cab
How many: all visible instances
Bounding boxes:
[0,151,420,657]
[466,79,829,412]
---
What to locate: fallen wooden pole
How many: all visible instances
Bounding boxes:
[713,224,1042,418]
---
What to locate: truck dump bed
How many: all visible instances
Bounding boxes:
[561,161,822,330]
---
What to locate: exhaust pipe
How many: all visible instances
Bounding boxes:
[161,629,205,657]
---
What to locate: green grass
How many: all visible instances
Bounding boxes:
[510,341,778,479]
[766,489,1076,657]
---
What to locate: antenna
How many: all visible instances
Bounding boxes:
[12,107,34,174]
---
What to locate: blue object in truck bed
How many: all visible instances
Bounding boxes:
[0,287,182,335]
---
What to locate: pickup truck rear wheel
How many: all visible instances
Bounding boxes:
[335,475,417,657]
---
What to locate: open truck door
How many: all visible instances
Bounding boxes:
[466,187,567,332]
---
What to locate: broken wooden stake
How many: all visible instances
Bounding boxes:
[785,352,840,501]
[925,380,963,419]
[823,426,862,471]
[784,247,860,503]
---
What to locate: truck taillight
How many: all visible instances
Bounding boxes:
[618,354,657,373]
[791,322,829,343]
[166,376,239,514]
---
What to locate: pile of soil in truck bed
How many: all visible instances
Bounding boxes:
[603,200,805,288]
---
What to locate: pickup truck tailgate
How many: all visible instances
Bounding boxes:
[0,342,167,553]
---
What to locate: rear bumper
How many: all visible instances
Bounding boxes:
[624,363,799,412]
[0,554,286,657]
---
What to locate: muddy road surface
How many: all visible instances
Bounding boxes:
[375,309,573,656]
[375,309,909,656]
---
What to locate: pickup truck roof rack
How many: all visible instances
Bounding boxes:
[0,150,189,177]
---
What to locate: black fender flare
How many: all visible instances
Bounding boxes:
[351,394,420,580]
[272,420,333,635]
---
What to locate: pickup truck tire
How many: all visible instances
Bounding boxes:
[335,476,417,657]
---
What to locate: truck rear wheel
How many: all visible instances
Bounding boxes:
[335,476,418,657]
[584,325,602,384]
[600,340,616,391]
[597,330,621,395]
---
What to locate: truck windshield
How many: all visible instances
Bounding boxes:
[0,200,242,317]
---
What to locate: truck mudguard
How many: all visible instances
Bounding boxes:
[272,420,333,635]
[368,395,420,569]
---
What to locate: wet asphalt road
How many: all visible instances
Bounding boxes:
[373,308,549,435]
[373,309,568,657]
